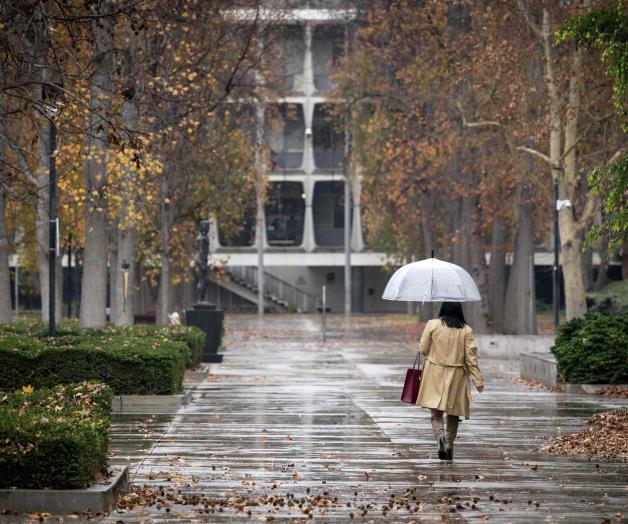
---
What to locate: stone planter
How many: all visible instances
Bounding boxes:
[520,352,627,394]
[520,352,558,388]
[0,466,128,515]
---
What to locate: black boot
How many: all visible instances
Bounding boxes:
[438,436,447,460]
[431,413,446,460]
[445,414,460,462]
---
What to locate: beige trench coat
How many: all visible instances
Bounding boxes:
[415,318,484,419]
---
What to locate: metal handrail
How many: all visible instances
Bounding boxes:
[227,266,318,313]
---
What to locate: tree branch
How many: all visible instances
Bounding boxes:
[456,101,501,128]
[516,146,552,165]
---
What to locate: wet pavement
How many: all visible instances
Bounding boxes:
[105,315,627,523]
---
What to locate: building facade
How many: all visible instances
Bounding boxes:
[206,5,404,313]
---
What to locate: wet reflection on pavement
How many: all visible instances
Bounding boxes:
[104,314,627,522]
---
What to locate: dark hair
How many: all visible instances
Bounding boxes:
[438,302,466,329]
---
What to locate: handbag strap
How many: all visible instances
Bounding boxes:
[411,350,423,370]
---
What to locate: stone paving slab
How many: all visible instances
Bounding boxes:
[101,315,627,523]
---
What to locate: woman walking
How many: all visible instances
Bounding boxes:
[416,302,484,461]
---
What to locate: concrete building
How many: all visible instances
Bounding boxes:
[206,4,403,313]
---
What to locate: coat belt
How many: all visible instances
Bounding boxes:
[426,357,465,368]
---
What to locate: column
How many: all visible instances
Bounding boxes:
[351,165,365,252]
[302,177,316,252]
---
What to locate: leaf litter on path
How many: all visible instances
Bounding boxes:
[539,409,628,460]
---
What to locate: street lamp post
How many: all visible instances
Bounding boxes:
[552,165,572,334]
[47,104,58,337]
[552,179,560,333]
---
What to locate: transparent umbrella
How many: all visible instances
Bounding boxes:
[382,257,481,303]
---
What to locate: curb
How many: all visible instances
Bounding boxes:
[0,465,128,515]
[561,383,628,394]
[184,364,212,382]
[111,390,192,414]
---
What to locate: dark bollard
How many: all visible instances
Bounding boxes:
[185,303,224,363]
[187,220,224,363]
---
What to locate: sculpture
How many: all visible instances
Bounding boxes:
[193,220,210,304]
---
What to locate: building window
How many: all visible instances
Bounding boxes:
[313,181,350,247]
[265,182,305,246]
[313,104,344,170]
[279,26,305,93]
[218,198,256,248]
[267,104,305,170]
[312,25,344,92]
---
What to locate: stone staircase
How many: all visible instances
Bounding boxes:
[211,266,317,313]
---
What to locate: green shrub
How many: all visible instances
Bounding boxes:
[587,280,628,316]
[0,321,205,369]
[551,313,628,384]
[0,382,112,489]
[0,332,187,395]
[109,325,205,369]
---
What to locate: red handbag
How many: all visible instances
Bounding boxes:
[401,351,423,404]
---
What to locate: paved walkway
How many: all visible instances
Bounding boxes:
[106,315,627,523]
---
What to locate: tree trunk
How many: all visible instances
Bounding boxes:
[112,226,137,325]
[488,218,506,333]
[111,99,139,325]
[533,5,589,321]
[582,247,594,292]
[455,195,489,333]
[559,33,588,320]
[417,206,435,321]
[156,251,170,325]
[0,186,12,324]
[593,248,609,291]
[156,167,172,325]
[558,208,587,319]
[504,200,537,334]
[79,0,115,327]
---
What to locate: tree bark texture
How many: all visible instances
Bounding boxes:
[488,218,506,333]
[79,0,115,327]
[111,97,139,325]
[504,199,537,334]
[541,5,588,320]
[156,167,173,325]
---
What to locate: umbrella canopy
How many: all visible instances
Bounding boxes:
[382,258,481,302]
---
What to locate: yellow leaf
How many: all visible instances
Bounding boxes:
[22,385,34,394]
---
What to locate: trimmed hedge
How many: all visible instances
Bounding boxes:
[0,320,205,369]
[551,312,628,384]
[587,280,628,316]
[0,382,112,489]
[0,332,187,395]
[110,325,205,369]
